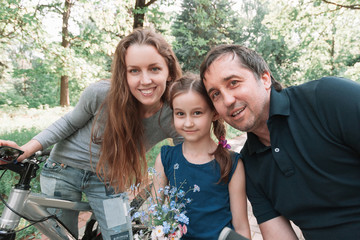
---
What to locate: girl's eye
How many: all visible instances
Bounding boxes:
[175,112,184,116]
[194,111,202,116]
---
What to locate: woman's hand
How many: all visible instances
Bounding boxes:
[0,140,21,164]
[0,139,42,163]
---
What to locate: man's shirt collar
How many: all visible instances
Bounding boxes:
[245,87,290,155]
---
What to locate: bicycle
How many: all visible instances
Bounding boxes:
[0,146,148,240]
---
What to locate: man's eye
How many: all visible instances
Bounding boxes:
[230,80,239,87]
[211,91,220,100]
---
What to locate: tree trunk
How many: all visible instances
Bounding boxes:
[133,0,157,29]
[133,0,146,29]
[60,0,72,106]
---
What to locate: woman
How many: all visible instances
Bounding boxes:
[0,28,182,240]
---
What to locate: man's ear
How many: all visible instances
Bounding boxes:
[212,111,220,121]
[261,71,272,90]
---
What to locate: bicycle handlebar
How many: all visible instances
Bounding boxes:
[0,148,51,190]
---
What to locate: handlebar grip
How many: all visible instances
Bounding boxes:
[35,149,51,157]
[218,227,250,240]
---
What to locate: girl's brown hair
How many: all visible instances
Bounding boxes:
[168,73,232,183]
[94,28,182,193]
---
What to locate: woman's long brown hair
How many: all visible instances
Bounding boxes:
[168,73,232,183]
[94,28,182,193]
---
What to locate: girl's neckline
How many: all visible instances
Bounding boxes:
[181,142,215,166]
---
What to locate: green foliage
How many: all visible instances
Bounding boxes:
[263,0,360,83]
[0,0,133,108]
[146,139,171,168]
[11,59,60,107]
[172,0,240,72]
[1,0,359,110]
[233,0,300,86]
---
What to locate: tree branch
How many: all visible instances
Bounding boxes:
[321,0,360,10]
[144,0,157,7]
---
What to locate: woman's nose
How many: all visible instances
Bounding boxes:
[140,72,152,85]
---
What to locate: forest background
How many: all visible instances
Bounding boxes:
[0,0,359,238]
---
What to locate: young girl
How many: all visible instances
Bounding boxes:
[154,74,251,239]
[0,28,182,240]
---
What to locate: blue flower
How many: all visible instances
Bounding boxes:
[162,204,169,214]
[130,183,140,191]
[164,186,170,195]
[170,200,176,210]
[170,187,177,196]
[149,204,157,211]
[175,212,189,225]
[178,203,185,209]
[177,189,185,198]
[162,221,170,234]
[133,212,141,219]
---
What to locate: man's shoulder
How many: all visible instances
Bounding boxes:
[290,76,357,92]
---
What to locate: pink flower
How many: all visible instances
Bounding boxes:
[168,231,181,240]
[178,224,187,235]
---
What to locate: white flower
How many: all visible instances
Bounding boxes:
[154,225,165,237]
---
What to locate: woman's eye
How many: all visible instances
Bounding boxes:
[151,67,160,72]
[129,69,139,73]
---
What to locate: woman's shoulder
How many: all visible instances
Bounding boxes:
[88,79,110,92]
[81,79,110,99]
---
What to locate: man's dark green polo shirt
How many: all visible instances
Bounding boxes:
[241,77,360,239]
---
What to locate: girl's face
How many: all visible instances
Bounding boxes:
[126,44,169,114]
[172,90,216,143]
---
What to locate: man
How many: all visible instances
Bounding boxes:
[200,44,360,239]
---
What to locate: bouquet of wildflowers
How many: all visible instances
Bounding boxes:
[130,164,200,240]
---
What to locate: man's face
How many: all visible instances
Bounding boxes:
[203,54,271,135]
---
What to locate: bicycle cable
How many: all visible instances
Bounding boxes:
[0,168,58,233]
